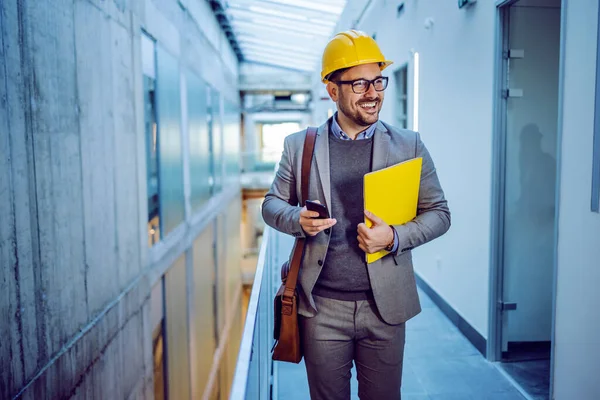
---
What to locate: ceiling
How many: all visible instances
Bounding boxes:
[222,0,347,71]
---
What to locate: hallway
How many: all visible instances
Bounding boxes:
[3,1,600,398]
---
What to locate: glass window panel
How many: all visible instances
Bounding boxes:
[394,66,408,129]
[191,226,217,396]
[187,72,211,212]
[502,5,559,346]
[156,46,185,235]
[210,88,223,193]
[152,323,166,400]
[142,33,156,79]
[223,100,241,186]
[151,279,166,400]
[144,75,161,246]
[261,122,300,163]
[165,255,191,400]
[142,33,161,246]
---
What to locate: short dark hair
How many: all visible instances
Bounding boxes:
[327,68,349,83]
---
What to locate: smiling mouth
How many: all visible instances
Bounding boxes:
[359,101,378,110]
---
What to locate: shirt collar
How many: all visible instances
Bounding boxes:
[331,112,377,141]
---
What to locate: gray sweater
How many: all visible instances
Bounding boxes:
[312,134,374,301]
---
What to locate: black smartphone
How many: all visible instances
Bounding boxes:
[305,200,330,219]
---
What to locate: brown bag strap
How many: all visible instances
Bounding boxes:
[282,127,318,302]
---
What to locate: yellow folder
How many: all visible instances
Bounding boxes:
[364,157,423,263]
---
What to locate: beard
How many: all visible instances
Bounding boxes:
[337,92,381,127]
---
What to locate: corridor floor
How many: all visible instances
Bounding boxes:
[270,232,525,399]
[274,288,525,400]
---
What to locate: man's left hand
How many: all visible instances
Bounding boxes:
[357,210,394,254]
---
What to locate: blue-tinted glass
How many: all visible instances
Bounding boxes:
[223,100,241,186]
[165,255,191,400]
[156,46,184,235]
[144,76,161,245]
[210,88,223,193]
[187,72,211,212]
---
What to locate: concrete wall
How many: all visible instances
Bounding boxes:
[0,0,242,398]
[313,0,497,337]
[553,0,600,397]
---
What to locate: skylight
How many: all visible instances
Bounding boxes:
[224,0,347,72]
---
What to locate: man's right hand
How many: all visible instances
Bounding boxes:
[299,201,337,236]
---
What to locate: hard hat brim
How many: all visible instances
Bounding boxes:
[322,60,394,83]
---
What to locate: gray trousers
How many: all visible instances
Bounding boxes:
[299,295,406,400]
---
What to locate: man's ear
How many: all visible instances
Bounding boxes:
[326,82,339,102]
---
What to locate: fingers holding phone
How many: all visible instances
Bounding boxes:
[299,200,336,236]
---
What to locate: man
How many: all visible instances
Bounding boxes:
[262,30,450,399]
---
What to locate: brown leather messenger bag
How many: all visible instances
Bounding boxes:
[271,126,318,363]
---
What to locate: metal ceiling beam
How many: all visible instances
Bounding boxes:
[207,0,244,61]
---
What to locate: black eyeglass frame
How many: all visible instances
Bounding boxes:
[331,76,389,94]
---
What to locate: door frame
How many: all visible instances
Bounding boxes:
[488,0,513,363]
[488,0,566,397]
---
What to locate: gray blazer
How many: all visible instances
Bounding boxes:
[262,119,451,325]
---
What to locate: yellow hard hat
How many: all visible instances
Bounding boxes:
[321,30,393,83]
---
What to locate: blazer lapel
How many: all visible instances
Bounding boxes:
[372,120,390,171]
[314,121,332,210]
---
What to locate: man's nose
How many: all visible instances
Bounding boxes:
[364,82,378,98]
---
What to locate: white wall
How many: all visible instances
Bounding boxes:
[313,0,497,337]
[553,0,600,397]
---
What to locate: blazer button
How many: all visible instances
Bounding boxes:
[324,228,330,235]
[317,260,323,266]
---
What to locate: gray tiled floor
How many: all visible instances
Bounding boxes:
[274,287,525,400]
[499,360,549,400]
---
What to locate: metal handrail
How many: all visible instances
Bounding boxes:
[230,227,272,399]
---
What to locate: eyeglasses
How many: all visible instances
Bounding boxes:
[332,76,389,94]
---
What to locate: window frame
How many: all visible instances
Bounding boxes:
[142,32,162,244]
[393,64,408,129]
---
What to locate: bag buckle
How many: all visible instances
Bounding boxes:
[281,297,293,315]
